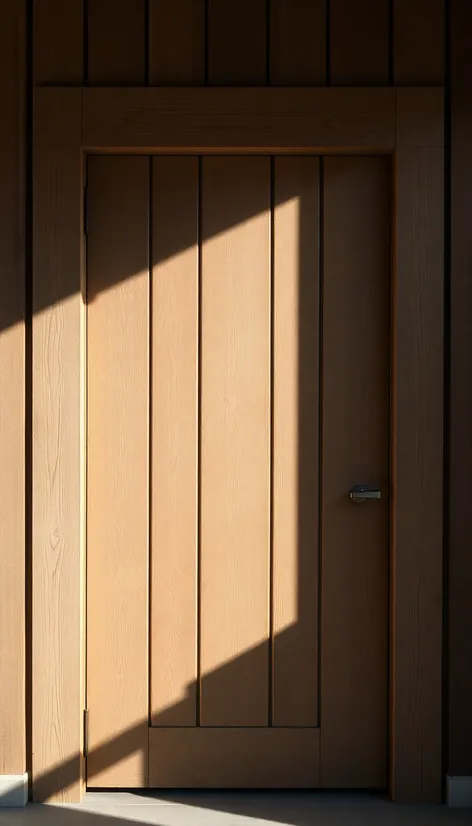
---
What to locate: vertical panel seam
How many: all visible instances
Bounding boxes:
[148,155,153,725]
[196,156,203,726]
[268,155,275,726]
[325,0,331,85]
[442,0,451,793]
[388,0,394,85]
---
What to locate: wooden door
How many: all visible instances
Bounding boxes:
[86,153,390,789]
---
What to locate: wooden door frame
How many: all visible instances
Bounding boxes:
[32,86,444,803]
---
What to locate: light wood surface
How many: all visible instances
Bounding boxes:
[87,157,149,787]
[34,0,84,85]
[149,0,205,85]
[208,0,266,85]
[0,0,25,778]
[330,0,389,85]
[151,158,199,726]
[321,157,390,788]
[449,0,472,778]
[272,157,320,726]
[270,0,326,85]
[200,157,270,726]
[81,87,397,152]
[149,727,320,787]
[394,0,444,85]
[88,0,146,84]
[32,91,84,802]
[392,146,443,802]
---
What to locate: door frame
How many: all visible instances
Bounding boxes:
[32,86,444,803]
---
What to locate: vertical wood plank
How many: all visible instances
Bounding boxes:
[330,0,389,85]
[34,0,83,84]
[149,0,205,85]
[394,0,444,85]
[321,157,390,788]
[273,157,319,727]
[392,147,443,802]
[449,0,472,779]
[151,158,199,726]
[87,157,149,787]
[32,90,84,802]
[270,0,326,85]
[0,0,25,778]
[200,157,270,726]
[88,0,146,84]
[208,0,266,85]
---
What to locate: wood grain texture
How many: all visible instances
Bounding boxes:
[273,157,319,727]
[149,0,205,85]
[330,0,389,85]
[88,0,146,84]
[321,157,390,789]
[149,727,320,787]
[208,0,266,84]
[151,158,199,726]
[200,157,270,726]
[270,0,326,85]
[0,0,25,778]
[34,0,83,84]
[81,87,397,152]
[449,0,472,778]
[394,0,444,85]
[397,88,444,147]
[32,90,84,802]
[87,157,149,788]
[392,147,443,803]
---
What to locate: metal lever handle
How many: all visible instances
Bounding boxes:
[349,485,381,504]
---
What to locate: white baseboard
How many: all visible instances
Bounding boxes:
[448,776,472,808]
[0,773,28,807]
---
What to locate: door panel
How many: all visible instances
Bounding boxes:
[149,727,320,787]
[200,157,271,726]
[151,157,199,727]
[321,156,390,787]
[87,153,390,790]
[87,156,150,787]
[273,157,320,726]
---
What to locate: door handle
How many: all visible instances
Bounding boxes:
[349,485,381,504]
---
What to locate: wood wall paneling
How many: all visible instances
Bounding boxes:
[270,0,326,85]
[32,89,84,802]
[149,0,205,85]
[200,157,271,726]
[394,0,444,85]
[272,157,320,726]
[449,0,472,779]
[207,0,266,85]
[34,0,83,85]
[86,157,149,787]
[0,0,25,778]
[321,156,390,788]
[330,0,390,85]
[88,0,146,84]
[392,146,443,802]
[151,158,199,726]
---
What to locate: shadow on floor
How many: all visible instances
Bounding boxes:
[1,793,472,826]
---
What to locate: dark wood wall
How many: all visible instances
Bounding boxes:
[33,0,444,87]
[2,0,472,797]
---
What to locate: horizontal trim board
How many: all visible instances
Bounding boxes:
[0,774,28,807]
[447,777,472,808]
[148,728,320,787]
[82,87,396,151]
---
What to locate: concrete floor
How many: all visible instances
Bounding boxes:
[0,793,471,826]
